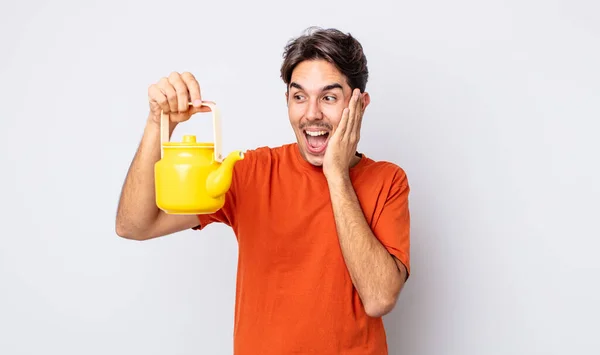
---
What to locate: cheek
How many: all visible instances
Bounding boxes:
[323,105,343,124]
[288,106,303,125]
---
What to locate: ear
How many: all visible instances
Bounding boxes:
[285,91,289,107]
[362,92,371,110]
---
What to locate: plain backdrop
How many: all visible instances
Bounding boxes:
[1,0,599,354]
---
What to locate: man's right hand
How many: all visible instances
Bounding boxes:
[147,71,213,124]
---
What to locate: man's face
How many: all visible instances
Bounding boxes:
[286,59,368,167]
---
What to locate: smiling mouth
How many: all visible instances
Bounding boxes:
[303,129,330,154]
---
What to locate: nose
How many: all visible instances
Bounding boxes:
[305,98,323,120]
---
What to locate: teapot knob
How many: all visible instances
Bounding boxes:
[182,135,197,143]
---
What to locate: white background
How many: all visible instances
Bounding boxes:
[1,0,599,354]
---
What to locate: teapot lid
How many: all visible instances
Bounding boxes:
[163,135,214,148]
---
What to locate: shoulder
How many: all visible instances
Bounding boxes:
[239,145,272,164]
[360,155,409,188]
[239,143,296,163]
[357,156,411,213]
[232,143,294,174]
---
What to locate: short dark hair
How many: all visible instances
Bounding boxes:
[280,27,369,92]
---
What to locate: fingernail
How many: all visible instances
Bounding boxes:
[193,99,202,107]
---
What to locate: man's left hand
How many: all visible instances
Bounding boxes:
[323,88,365,180]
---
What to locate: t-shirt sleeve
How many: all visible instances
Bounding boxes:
[192,187,236,230]
[372,167,411,278]
[192,149,252,231]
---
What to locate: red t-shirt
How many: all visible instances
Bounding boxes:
[195,143,410,355]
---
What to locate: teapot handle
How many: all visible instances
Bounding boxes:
[159,102,223,162]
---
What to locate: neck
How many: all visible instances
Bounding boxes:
[350,152,362,168]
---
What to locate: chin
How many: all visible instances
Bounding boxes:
[306,154,324,167]
[296,142,324,166]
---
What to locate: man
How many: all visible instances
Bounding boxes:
[116,27,410,354]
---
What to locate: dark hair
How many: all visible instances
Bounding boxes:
[280,27,369,92]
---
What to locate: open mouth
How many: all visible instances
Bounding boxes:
[303,129,330,154]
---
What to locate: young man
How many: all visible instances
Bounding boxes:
[116,27,410,355]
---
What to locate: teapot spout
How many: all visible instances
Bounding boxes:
[206,150,245,198]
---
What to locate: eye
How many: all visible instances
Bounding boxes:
[323,95,336,102]
[293,94,306,101]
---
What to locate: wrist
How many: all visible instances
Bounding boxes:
[146,113,177,135]
[325,169,351,187]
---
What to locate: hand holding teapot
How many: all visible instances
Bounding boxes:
[151,72,245,215]
[147,71,212,124]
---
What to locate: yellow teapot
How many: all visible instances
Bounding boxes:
[154,102,244,215]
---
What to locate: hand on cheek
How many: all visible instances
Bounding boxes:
[323,88,365,180]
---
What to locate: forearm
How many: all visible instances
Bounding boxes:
[115,116,176,239]
[328,175,403,317]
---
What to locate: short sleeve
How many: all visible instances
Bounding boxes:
[372,167,411,278]
[192,149,253,231]
[192,188,236,230]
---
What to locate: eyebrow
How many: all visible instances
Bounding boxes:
[290,82,344,92]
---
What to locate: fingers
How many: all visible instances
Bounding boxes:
[150,72,202,113]
[148,71,210,123]
[337,107,350,137]
[352,92,364,136]
[148,84,170,113]
[158,77,178,113]
[190,100,214,114]
[344,88,361,140]
[334,89,359,139]
[182,72,202,107]
[167,72,190,113]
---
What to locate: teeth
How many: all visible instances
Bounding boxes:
[305,130,327,136]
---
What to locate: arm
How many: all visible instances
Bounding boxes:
[115,71,208,240]
[323,88,408,317]
[327,175,407,318]
[115,117,199,240]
